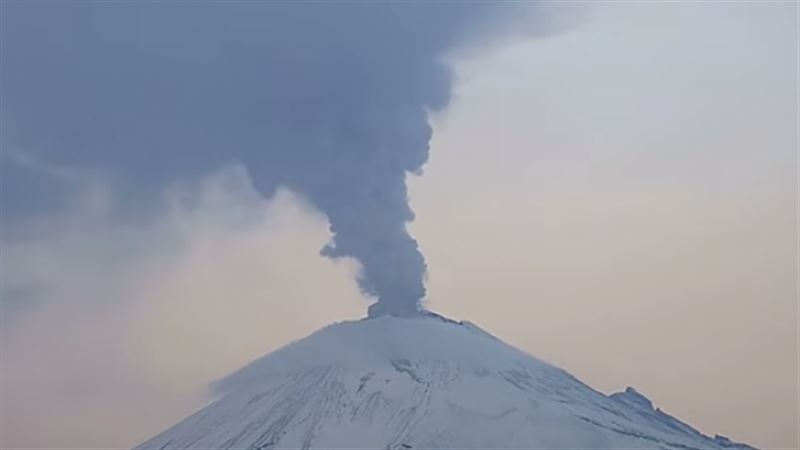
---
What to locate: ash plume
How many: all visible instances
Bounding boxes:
[3,3,537,316]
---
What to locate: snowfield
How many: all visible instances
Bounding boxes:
[137,313,755,450]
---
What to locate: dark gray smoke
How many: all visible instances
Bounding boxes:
[2,2,534,316]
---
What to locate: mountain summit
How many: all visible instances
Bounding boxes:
[137,313,754,449]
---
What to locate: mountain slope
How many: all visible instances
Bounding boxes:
[137,313,754,449]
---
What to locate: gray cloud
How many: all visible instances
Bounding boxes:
[0,168,368,448]
[2,2,543,315]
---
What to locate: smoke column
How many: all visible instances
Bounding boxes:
[3,3,531,316]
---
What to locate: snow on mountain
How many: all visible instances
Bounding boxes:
[137,312,755,449]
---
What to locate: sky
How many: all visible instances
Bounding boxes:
[1,2,798,449]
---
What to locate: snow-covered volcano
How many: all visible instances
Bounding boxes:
[137,313,754,449]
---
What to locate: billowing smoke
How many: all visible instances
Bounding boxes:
[3,3,532,316]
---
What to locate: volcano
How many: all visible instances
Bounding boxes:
[137,312,754,449]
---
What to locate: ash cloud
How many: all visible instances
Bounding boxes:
[2,2,535,315]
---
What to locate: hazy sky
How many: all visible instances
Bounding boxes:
[1,2,797,449]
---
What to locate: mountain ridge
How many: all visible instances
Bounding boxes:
[137,312,755,450]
